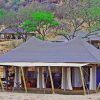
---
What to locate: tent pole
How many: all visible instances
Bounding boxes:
[61,67,64,89]
[20,67,27,93]
[37,67,39,88]
[13,66,15,91]
[48,66,55,94]
[79,67,86,95]
[0,76,4,91]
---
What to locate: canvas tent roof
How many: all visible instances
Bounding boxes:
[51,31,100,42]
[0,37,99,66]
[76,31,100,41]
[74,31,87,38]
[62,31,100,42]
[0,27,24,34]
[88,35,100,41]
[50,36,68,42]
[0,62,88,67]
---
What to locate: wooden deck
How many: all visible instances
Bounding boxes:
[0,88,96,95]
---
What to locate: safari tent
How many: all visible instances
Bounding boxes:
[0,27,24,39]
[0,37,100,95]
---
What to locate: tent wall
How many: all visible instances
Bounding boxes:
[89,67,96,90]
[61,67,72,90]
[96,66,100,86]
[66,68,72,90]
[1,65,99,94]
[72,68,82,88]
[61,67,66,90]
[14,67,21,88]
[37,67,45,89]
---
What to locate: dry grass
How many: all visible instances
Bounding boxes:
[0,39,23,55]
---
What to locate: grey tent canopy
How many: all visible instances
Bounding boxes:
[66,31,100,42]
[0,37,99,65]
[0,27,24,34]
[48,31,100,42]
[50,36,68,42]
[76,31,100,41]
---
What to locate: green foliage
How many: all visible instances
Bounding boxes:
[12,0,21,5]
[21,20,37,32]
[18,2,48,22]
[31,11,60,28]
[0,9,5,18]
[32,11,55,22]
[90,0,100,5]
[90,21,100,32]
[87,7,100,19]
[21,11,59,33]
[87,0,100,18]
[50,21,59,27]
[78,0,100,33]
[0,8,17,26]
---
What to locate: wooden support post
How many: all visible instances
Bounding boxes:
[61,67,64,89]
[79,67,86,95]
[0,76,4,91]
[13,67,16,91]
[37,67,40,88]
[96,83,100,92]
[20,67,27,93]
[10,66,16,92]
[48,66,55,94]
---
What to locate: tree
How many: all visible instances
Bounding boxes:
[53,0,100,40]
[0,8,24,40]
[0,9,5,18]
[0,2,49,41]
[0,0,6,7]
[80,0,100,38]
[17,2,49,22]
[53,0,86,40]
[0,9,7,30]
[21,11,59,40]
[0,8,17,26]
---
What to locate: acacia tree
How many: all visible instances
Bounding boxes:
[21,11,59,40]
[0,2,50,41]
[0,8,25,41]
[0,8,18,26]
[17,2,48,22]
[53,0,86,40]
[0,9,7,30]
[80,0,100,38]
[53,0,100,40]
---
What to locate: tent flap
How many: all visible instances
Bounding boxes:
[0,62,88,67]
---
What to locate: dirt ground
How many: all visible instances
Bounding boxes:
[0,92,100,100]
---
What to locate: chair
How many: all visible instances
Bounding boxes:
[12,81,22,91]
[1,78,7,89]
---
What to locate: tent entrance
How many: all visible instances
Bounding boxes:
[0,66,15,91]
[44,67,62,89]
[71,67,90,90]
[25,67,37,88]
